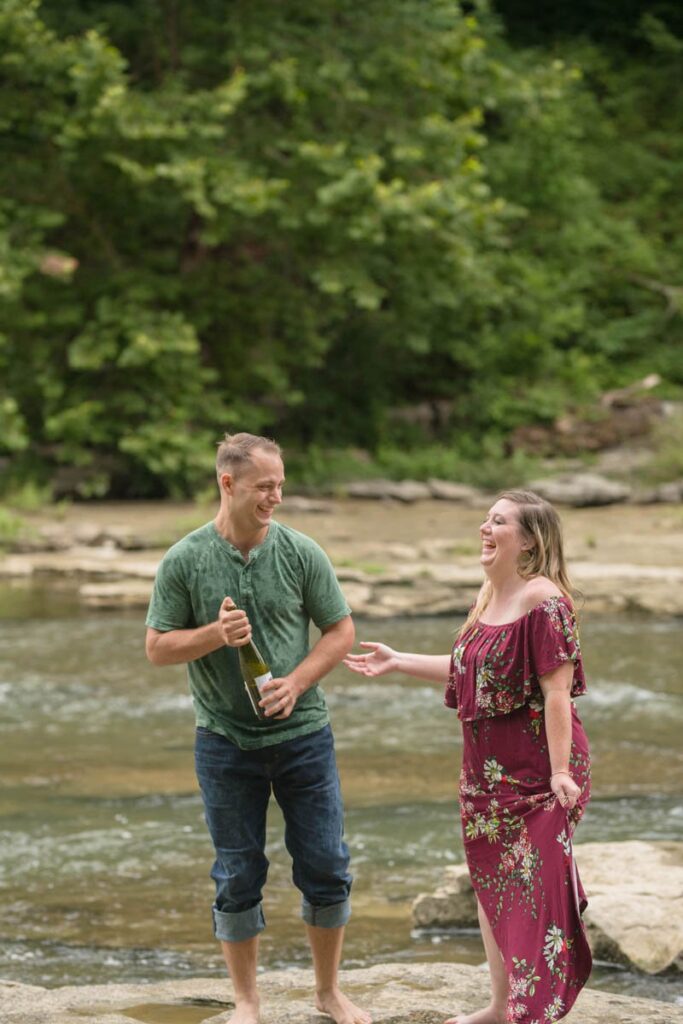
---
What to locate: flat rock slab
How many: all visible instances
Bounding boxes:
[2,962,682,1024]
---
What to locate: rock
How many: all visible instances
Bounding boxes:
[79,582,153,608]
[101,525,154,549]
[418,539,476,560]
[593,445,654,475]
[73,522,109,546]
[427,480,483,503]
[412,864,477,928]
[411,841,683,975]
[578,841,683,974]
[527,473,632,507]
[279,496,333,513]
[38,524,74,550]
[634,479,683,504]
[346,480,401,499]
[2,961,682,1024]
[378,480,432,503]
[346,480,432,502]
[18,549,153,578]
[384,543,423,561]
[600,373,662,408]
[412,863,474,930]
[336,567,377,583]
[0,556,33,577]
[571,561,683,615]
[572,562,683,583]
[339,581,374,614]
[511,389,665,456]
[372,584,472,617]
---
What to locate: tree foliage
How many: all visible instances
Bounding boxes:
[0,0,681,495]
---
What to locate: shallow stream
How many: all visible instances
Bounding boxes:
[0,581,681,1004]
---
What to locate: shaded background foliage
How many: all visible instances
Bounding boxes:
[0,0,681,496]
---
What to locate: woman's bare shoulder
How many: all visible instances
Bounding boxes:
[520,576,563,613]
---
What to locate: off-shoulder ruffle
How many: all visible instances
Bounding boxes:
[445,595,586,721]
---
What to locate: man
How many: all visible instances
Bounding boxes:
[145,432,370,1024]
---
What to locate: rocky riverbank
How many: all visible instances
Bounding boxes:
[1,492,683,617]
[3,961,683,1024]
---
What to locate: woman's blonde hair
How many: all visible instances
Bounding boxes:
[457,489,576,637]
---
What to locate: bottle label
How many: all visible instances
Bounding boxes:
[254,671,273,693]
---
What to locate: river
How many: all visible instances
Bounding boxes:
[0,581,681,1004]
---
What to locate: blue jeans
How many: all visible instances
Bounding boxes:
[194,723,352,943]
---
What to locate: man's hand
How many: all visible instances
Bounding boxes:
[218,597,252,647]
[259,675,302,719]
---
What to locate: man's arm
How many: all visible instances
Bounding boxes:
[290,614,355,693]
[259,615,355,719]
[145,623,224,666]
[145,598,253,666]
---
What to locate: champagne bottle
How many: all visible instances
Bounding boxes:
[239,637,273,721]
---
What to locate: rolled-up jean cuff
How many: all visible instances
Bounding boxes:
[213,902,265,943]
[301,896,351,929]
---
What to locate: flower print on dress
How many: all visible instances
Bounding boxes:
[483,757,520,790]
[464,798,502,843]
[532,598,583,687]
[507,957,542,1022]
[475,663,496,711]
[512,830,538,886]
[556,829,572,859]
[460,765,485,798]
[526,696,544,739]
[469,815,544,924]
[543,995,566,1022]
[511,957,541,998]
[452,641,466,675]
[543,923,571,979]
[497,822,540,893]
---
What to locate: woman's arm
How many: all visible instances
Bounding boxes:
[344,642,451,683]
[539,662,582,809]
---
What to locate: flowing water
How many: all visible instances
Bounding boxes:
[0,580,682,1005]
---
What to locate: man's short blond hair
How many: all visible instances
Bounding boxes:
[216,432,282,479]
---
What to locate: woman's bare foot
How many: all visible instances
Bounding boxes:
[227,999,260,1024]
[444,1004,506,1024]
[316,986,372,1024]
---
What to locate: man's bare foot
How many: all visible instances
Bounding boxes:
[443,1004,506,1024]
[227,998,260,1024]
[316,986,372,1024]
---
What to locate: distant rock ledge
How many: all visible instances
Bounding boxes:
[3,961,683,1024]
[2,543,683,618]
[2,491,683,616]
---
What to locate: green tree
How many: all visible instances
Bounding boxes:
[1,0,680,495]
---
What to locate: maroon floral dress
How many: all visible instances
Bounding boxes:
[445,596,592,1024]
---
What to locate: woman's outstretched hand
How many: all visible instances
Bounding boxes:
[343,641,399,677]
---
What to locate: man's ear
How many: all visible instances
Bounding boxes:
[220,472,234,495]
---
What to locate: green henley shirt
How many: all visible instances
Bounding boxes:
[145,519,351,749]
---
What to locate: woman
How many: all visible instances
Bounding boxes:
[344,490,592,1024]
